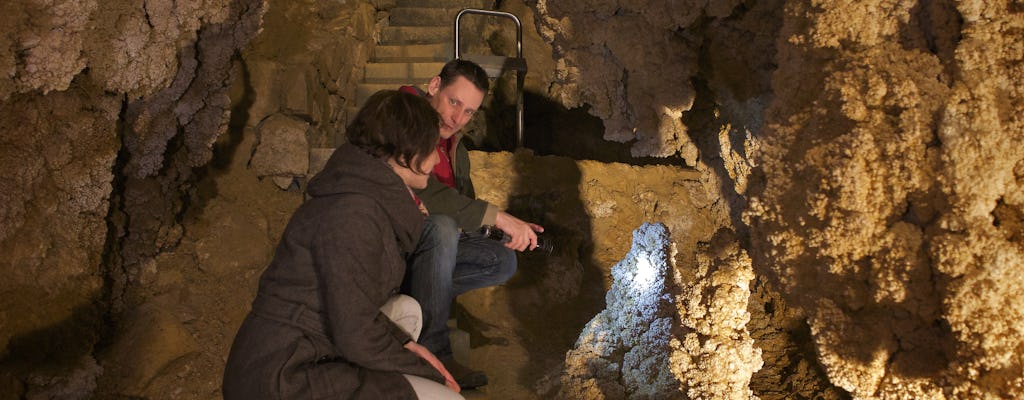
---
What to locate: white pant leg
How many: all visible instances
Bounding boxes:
[403,374,466,400]
[385,296,463,399]
[380,294,423,341]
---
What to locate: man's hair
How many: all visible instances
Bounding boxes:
[345,90,440,174]
[438,59,490,93]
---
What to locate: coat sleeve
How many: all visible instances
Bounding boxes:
[414,175,497,231]
[312,197,443,381]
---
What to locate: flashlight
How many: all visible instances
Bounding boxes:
[478,225,554,254]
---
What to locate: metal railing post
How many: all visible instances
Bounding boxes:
[454,9,526,148]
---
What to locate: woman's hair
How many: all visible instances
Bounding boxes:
[345,90,440,174]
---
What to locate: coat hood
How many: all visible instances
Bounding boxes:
[306,143,424,253]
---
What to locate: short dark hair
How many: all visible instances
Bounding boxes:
[439,59,490,93]
[345,90,440,174]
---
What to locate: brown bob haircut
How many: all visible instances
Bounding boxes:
[345,90,440,174]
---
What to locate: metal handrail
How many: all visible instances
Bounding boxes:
[454,9,522,60]
[453,9,526,148]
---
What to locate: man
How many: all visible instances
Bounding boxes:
[400,59,543,389]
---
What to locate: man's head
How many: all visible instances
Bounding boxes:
[427,59,489,139]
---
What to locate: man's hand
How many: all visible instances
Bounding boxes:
[404,341,460,393]
[494,211,544,252]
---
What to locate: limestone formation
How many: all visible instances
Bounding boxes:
[1,0,1023,398]
[559,223,682,399]
[530,0,716,163]
[0,84,119,398]
[0,0,267,397]
[672,229,762,400]
[746,1,1024,398]
[558,224,763,400]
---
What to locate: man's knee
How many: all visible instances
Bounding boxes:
[421,215,459,248]
[494,246,518,283]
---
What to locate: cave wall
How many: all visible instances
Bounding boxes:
[527,0,1024,397]
[2,0,1022,398]
[0,0,268,396]
[745,0,1024,398]
[0,83,119,398]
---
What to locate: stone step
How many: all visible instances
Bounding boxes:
[364,61,446,82]
[381,26,450,44]
[374,43,452,62]
[396,0,490,8]
[448,318,471,366]
[390,7,463,27]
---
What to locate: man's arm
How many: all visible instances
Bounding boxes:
[494,211,544,252]
[415,176,497,231]
[417,176,544,251]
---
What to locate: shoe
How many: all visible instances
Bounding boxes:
[441,357,488,389]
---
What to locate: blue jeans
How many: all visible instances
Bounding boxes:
[404,215,517,358]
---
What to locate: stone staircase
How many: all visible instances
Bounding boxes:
[352,0,491,115]
[318,0,491,159]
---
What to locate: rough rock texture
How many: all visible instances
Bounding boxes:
[745,274,845,399]
[558,224,764,400]
[110,0,268,319]
[470,150,727,278]
[672,228,762,400]
[0,84,119,397]
[558,223,682,399]
[3,0,1023,398]
[0,0,267,397]
[531,0,723,162]
[746,0,1024,398]
[250,114,311,188]
[0,0,96,99]
[93,129,299,399]
[242,0,379,146]
[458,151,730,399]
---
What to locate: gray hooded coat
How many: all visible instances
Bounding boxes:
[223,143,444,399]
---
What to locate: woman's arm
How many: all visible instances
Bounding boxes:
[404,341,459,392]
[312,196,442,381]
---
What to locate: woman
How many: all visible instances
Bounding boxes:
[223,90,462,399]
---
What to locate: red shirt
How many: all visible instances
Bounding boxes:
[400,85,458,190]
[433,137,457,189]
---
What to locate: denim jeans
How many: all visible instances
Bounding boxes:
[404,215,517,358]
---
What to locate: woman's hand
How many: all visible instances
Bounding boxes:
[404,341,460,393]
[494,211,544,252]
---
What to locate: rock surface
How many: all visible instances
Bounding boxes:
[745,0,1024,397]
[1,0,1022,398]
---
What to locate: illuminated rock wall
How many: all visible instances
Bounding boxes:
[557,224,762,399]
[559,223,684,399]
[528,0,1024,397]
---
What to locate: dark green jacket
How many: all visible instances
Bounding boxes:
[223,143,443,400]
[415,133,498,231]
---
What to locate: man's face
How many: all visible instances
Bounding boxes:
[427,75,485,140]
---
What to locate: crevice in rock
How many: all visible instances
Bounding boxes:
[99,95,134,332]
